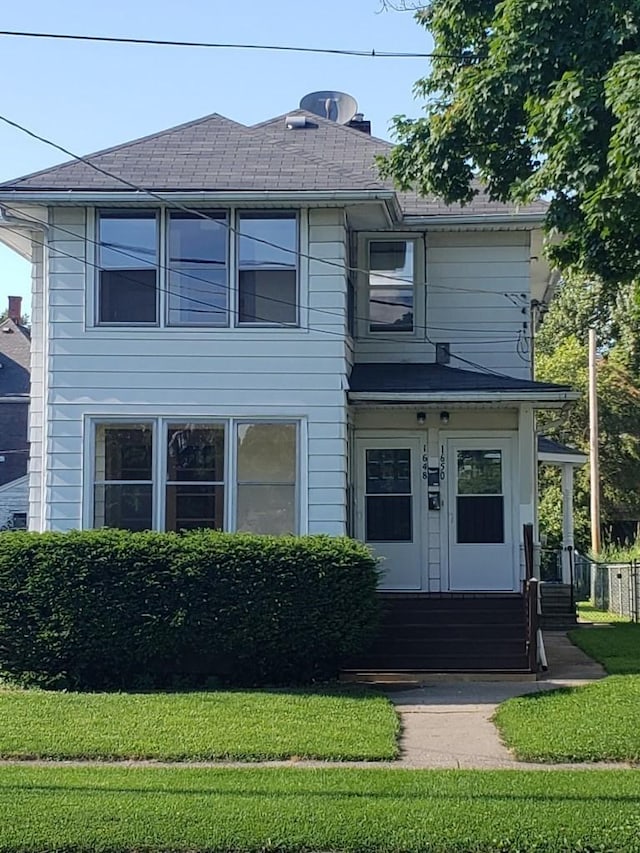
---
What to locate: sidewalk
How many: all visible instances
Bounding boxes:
[391,630,614,769]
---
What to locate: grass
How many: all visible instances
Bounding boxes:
[495,624,640,762]
[569,623,640,674]
[494,676,640,762]
[0,687,399,761]
[577,600,631,623]
[1,766,640,852]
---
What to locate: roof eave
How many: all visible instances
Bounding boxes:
[0,189,398,205]
[402,212,547,227]
[348,390,578,408]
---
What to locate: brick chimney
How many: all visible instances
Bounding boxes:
[7,296,22,324]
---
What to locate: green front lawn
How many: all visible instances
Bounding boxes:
[1,766,640,853]
[495,624,640,762]
[569,623,640,674]
[494,676,640,762]
[0,687,398,761]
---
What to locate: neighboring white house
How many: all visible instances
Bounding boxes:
[0,97,577,670]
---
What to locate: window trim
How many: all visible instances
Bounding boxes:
[91,207,302,330]
[85,416,303,534]
[356,233,422,341]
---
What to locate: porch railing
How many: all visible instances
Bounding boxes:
[524,577,539,673]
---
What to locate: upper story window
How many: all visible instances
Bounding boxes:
[167,212,228,326]
[95,209,298,328]
[238,212,297,325]
[368,240,415,333]
[98,211,158,324]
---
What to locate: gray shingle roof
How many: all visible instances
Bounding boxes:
[0,108,548,219]
[0,318,30,398]
[538,436,586,458]
[349,362,571,395]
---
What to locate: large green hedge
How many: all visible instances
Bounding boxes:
[0,530,379,690]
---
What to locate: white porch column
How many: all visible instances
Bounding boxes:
[561,462,575,584]
[518,405,535,580]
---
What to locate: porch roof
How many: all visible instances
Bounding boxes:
[348,362,576,406]
[538,435,587,465]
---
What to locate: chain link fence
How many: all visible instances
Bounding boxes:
[592,560,639,622]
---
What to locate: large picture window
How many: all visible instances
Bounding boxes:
[92,419,299,535]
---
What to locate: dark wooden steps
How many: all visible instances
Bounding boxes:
[344,593,532,673]
[539,583,578,630]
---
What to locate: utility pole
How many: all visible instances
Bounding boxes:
[589,328,601,555]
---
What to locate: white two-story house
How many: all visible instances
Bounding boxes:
[0,97,575,672]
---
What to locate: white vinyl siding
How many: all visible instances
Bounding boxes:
[31,205,349,535]
[355,230,531,378]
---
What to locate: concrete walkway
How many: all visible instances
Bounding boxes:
[391,630,615,769]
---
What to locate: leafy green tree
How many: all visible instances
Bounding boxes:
[379,1,640,290]
[536,277,640,549]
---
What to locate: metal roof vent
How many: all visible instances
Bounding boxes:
[285,114,308,129]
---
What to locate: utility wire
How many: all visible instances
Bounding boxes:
[0,115,523,376]
[1,224,524,348]
[2,207,525,344]
[0,29,461,59]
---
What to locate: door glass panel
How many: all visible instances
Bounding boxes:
[365,448,412,542]
[456,449,504,543]
[457,450,502,495]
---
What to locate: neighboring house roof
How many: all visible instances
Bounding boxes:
[0,316,30,398]
[537,436,587,465]
[349,362,572,396]
[0,109,548,220]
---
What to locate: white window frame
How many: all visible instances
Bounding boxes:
[90,208,302,330]
[84,416,303,534]
[356,233,423,340]
[94,209,161,327]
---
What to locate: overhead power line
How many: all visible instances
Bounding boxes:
[0,29,457,59]
[0,113,523,377]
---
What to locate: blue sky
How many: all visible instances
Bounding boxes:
[0,0,433,316]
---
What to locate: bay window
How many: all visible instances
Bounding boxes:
[91,419,299,534]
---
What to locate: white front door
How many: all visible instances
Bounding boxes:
[356,438,423,590]
[447,438,516,591]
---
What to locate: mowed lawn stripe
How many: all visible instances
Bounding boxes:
[2,766,640,853]
[0,688,399,761]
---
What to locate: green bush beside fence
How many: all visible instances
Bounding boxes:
[0,529,379,690]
